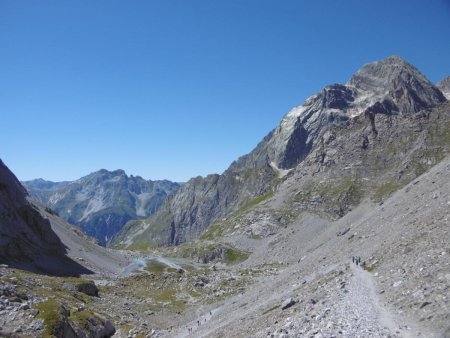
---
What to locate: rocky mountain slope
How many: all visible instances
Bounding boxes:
[23,170,180,245]
[0,160,90,276]
[437,75,450,100]
[168,155,450,337]
[28,153,445,338]
[113,56,448,249]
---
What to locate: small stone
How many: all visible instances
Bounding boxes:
[281,298,296,310]
[393,281,402,288]
[194,281,204,287]
[19,303,29,310]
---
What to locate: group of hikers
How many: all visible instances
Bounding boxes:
[187,311,212,334]
[352,256,366,267]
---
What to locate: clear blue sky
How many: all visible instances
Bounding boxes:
[1,0,449,182]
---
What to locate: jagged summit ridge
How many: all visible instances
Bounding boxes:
[266,56,446,170]
[348,55,426,90]
[23,169,181,245]
[229,56,446,172]
[348,55,445,115]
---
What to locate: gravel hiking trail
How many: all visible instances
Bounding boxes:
[346,264,415,338]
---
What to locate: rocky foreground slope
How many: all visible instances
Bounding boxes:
[113,56,448,249]
[0,161,132,337]
[23,170,180,245]
[161,154,450,338]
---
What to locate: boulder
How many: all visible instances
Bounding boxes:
[75,280,99,297]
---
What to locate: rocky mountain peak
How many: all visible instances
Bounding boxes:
[86,168,126,180]
[347,55,446,115]
[112,169,126,176]
[348,55,423,90]
[254,56,446,171]
[0,160,28,206]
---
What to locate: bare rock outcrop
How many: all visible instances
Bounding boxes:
[437,75,450,100]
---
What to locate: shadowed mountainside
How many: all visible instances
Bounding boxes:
[0,160,92,276]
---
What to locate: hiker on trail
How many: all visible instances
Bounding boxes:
[352,256,355,263]
[197,320,200,326]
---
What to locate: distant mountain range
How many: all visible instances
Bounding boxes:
[111,56,450,249]
[23,170,180,245]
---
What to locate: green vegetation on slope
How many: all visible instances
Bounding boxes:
[35,300,66,338]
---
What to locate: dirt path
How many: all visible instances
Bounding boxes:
[346,264,413,337]
[173,306,215,338]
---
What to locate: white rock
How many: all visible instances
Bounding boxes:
[392,281,402,288]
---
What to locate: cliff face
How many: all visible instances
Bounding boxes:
[0,160,90,275]
[113,56,448,248]
[114,163,276,248]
